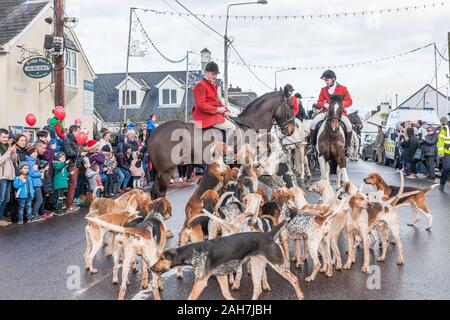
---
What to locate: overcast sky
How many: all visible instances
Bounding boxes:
[66,0,450,115]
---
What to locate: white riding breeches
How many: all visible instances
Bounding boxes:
[212,118,241,153]
[212,118,237,131]
[310,112,352,133]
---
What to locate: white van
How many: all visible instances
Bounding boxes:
[383,107,440,165]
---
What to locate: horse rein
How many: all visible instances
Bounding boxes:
[275,93,296,131]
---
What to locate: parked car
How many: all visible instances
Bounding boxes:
[362,134,377,161]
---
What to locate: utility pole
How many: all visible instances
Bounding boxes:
[185,51,189,123]
[224,1,268,108]
[395,94,398,108]
[434,43,439,116]
[223,31,229,108]
[123,8,133,125]
[54,0,64,107]
[448,32,450,115]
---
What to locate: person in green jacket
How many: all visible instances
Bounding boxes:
[52,152,71,215]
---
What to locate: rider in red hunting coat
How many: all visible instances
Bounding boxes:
[192,62,235,131]
[309,69,354,158]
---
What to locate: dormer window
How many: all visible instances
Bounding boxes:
[116,76,149,109]
[162,89,177,105]
[156,74,184,108]
[122,90,137,106]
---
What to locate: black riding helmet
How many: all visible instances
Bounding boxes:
[205,61,220,74]
[294,93,302,99]
[284,84,295,93]
[321,70,337,80]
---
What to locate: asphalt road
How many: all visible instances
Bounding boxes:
[0,160,449,300]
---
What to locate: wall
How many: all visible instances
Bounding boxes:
[0,6,95,139]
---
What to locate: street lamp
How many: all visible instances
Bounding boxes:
[274,67,296,91]
[224,0,268,108]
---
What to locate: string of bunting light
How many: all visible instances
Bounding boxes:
[138,2,449,20]
[130,11,187,63]
[188,43,436,71]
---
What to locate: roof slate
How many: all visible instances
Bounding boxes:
[94,71,200,123]
[0,0,48,45]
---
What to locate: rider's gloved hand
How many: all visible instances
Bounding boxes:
[217,107,227,114]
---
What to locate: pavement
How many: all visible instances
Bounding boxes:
[0,160,449,300]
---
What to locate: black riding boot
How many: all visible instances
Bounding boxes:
[308,129,316,155]
[345,131,353,158]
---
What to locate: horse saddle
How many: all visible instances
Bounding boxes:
[199,117,243,144]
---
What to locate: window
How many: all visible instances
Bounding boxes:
[162,89,170,105]
[162,89,177,105]
[171,89,177,104]
[122,90,137,106]
[64,49,77,86]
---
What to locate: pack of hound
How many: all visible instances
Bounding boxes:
[83,141,439,300]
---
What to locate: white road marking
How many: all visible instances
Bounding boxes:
[72,271,113,297]
[131,267,193,300]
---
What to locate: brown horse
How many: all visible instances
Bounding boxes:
[316,94,349,187]
[147,87,296,198]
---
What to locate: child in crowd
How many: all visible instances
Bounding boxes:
[13,162,35,224]
[101,145,116,197]
[52,152,71,215]
[26,146,47,221]
[130,152,145,189]
[85,163,103,200]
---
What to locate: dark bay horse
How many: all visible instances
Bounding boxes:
[348,111,363,135]
[148,88,296,198]
[316,94,349,186]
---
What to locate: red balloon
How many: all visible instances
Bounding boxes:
[76,131,88,146]
[25,113,36,126]
[54,106,66,121]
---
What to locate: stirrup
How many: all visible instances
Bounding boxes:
[307,145,315,155]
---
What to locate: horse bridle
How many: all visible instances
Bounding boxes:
[276,94,296,130]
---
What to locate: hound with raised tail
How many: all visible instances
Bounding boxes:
[85,210,169,300]
[150,221,304,300]
[363,172,438,230]
[344,172,420,272]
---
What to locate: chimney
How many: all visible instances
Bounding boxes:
[200,48,211,76]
